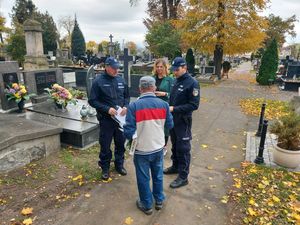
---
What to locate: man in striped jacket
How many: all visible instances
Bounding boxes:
[124,76,174,215]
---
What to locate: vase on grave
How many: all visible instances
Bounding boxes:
[17,99,25,113]
[55,102,67,112]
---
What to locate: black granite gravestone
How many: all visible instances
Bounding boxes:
[0,61,21,110]
[23,68,63,103]
[35,71,57,94]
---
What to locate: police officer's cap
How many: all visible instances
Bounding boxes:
[170,57,186,71]
[139,76,156,89]
[105,57,120,69]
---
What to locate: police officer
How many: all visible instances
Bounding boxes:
[164,57,200,188]
[88,57,130,180]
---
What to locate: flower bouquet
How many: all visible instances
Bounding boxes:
[5,83,34,103]
[45,84,77,108]
[5,83,35,112]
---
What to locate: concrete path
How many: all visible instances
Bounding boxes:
[40,62,295,225]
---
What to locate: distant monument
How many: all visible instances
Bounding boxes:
[23,19,48,71]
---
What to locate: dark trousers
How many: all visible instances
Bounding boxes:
[98,117,125,171]
[170,116,192,180]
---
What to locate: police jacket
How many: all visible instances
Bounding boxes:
[169,72,200,118]
[88,72,130,117]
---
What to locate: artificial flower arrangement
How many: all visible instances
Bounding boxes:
[5,83,34,103]
[45,83,77,107]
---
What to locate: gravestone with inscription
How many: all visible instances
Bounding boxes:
[23,68,63,103]
[0,61,21,110]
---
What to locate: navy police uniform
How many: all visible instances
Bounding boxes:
[168,58,200,182]
[88,57,129,173]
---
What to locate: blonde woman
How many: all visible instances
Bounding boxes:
[153,58,174,155]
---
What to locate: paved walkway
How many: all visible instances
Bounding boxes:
[39,62,295,225]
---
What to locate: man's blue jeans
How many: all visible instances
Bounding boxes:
[133,150,165,209]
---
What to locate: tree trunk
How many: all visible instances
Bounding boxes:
[162,0,168,20]
[214,1,225,80]
[214,44,223,79]
[168,0,175,19]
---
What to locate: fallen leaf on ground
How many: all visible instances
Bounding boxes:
[22,218,33,225]
[21,207,33,216]
[85,193,91,198]
[124,216,133,225]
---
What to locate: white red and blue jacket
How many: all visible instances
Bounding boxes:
[124,93,174,155]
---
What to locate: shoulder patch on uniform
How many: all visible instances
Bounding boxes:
[193,88,199,96]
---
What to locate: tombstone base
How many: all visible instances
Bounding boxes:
[24,55,49,71]
[26,100,99,149]
[31,94,50,104]
[0,114,62,172]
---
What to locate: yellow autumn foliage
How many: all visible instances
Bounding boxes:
[239,98,290,120]
[175,0,268,54]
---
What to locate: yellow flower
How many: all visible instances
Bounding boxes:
[20,88,27,94]
[14,93,21,99]
[19,85,25,89]
[52,84,60,89]
[12,83,19,89]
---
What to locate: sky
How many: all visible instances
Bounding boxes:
[0,0,300,48]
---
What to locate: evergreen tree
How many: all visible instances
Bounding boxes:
[186,48,195,75]
[145,21,181,59]
[256,39,278,85]
[11,0,36,25]
[35,11,58,55]
[6,25,26,65]
[71,17,86,57]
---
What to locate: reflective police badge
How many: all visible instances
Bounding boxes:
[193,88,199,96]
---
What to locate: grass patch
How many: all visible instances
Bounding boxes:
[60,144,102,182]
[227,162,300,224]
[239,98,291,120]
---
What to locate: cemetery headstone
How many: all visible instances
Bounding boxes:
[86,65,96,98]
[0,61,21,110]
[23,68,63,103]
[23,19,48,71]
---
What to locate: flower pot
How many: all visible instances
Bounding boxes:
[17,100,25,113]
[55,102,67,112]
[273,145,300,168]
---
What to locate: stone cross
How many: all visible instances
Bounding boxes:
[119,48,134,87]
[108,34,114,57]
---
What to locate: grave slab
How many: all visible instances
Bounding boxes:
[26,99,99,149]
[0,114,62,171]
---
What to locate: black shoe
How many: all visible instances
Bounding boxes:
[136,200,153,215]
[115,167,127,176]
[170,177,188,188]
[101,170,110,181]
[163,166,178,175]
[155,202,163,210]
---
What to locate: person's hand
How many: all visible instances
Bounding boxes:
[155,91,167,97]
[120,107,127,116]
[108,107,117,116]
[169,106,174,112]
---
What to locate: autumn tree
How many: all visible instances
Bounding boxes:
[86,41,97,54]
[145,21,181,59]
[0,16,10,45]
[71,17,86,57]
[126,41,137,55]
[98,40,109,56]
[265,14,297,47]
[256,39,278,85]
[177,0,268,79]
